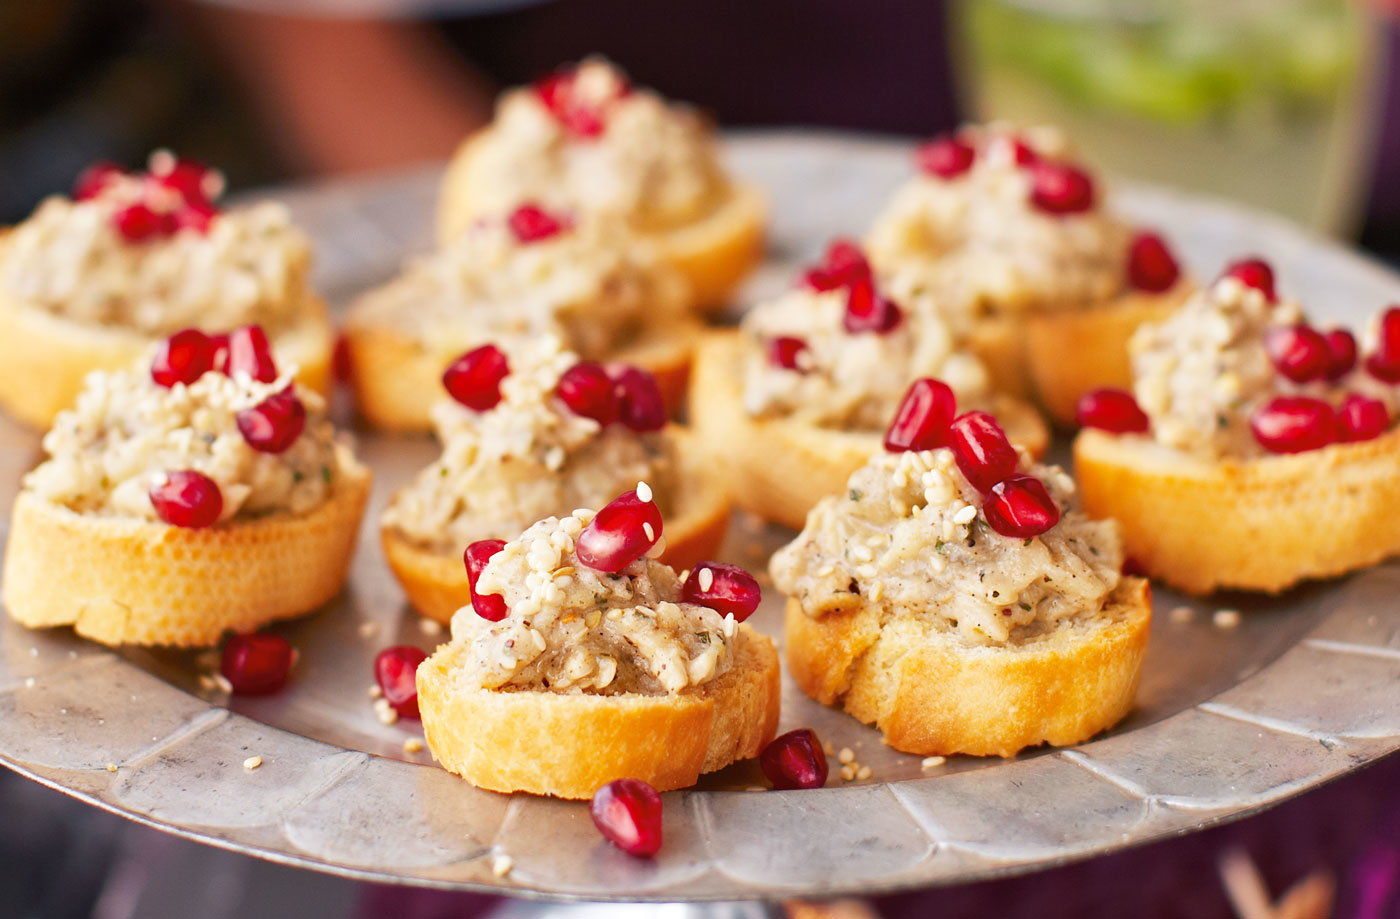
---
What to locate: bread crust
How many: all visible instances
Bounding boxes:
[1074,426,1400,594]
[689,330,1049,530]
[435,129,766,311]
[783,578,1151,757]
[2,451,370,647]
[417,623,781,798]
[1025,286,1190,427]
[382,426,731,623]
[0,288,334,429]
[342,311,701,433]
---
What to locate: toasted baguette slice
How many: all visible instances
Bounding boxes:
[1026,286,1190,427]
[690,330,1050,530]
[383,426,731,623]
[435,132,765,312]
[1074,426,1400,595]
[418,623,780,798]
[0,291,334,429]
[2,451,370,647]
[784,578,1150,757]
[342,313,702,432]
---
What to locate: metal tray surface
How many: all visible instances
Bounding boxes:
[2,132,1400,901]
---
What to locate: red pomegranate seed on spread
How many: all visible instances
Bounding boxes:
[221,632,295,695]
[463,539,509,621]
[591,778,663,857]
[151,328,215,388]
[226,325,279,383]
[236,388,306,454]
[984,474,1061,539]
[914,135,976,179]
[843,277,903,334]
[149,470,223,528]
[1126,232,1180,293]
[680,562,762,622]
[508,203,569,243]
[883,378,956,453]
[610,365,667,432]
[949,411,1020,493]
[1028,161,1095,215]
[804,238,871,291]
[443,344,510,411]
[173,199,219,234]
[1324,328,1359,380]
[1222,257,1277,303]
[1004,136,1039,167]
[1365,306,1400,383]
[759,728,829,790]
[1265,325,1332,383]
[374,646,429,719]
[149,156,214,204]
[1250,396,1338,454]
[73,161,126,201]
[113,203,163,242]
[556,361,620,426]
[575,490,663,573]
[533,67,613,139]
[1076,388,1150,434]
[767,336,810,372]
[1338,393,1391,443]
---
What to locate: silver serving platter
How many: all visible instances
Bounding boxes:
[2,132,1400,903]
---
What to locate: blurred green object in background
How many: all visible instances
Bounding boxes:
[955,0,1384,236]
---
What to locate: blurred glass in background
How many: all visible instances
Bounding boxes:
[954,0,1385,236]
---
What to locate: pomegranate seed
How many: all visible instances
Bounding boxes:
[1123,556,1146,577]
[149,470,223,528]
[843,278,903,334]
[1338,393,1391,443]
[1250,396,1338,454]
[1324,328,1358,380]
[883,378,956,453]
[984,474,1060,539]
[949,411,1020,493]
[804,238,870,291]
[556,361,619,425]
[463,539,508,621]
[226,325,279,383]
[73,161,126,201]
[149,156,214,204]
[610,365,666,432]
[209,332,231,373]
[508,203,570,243]
[374,646,428,719]
[113,203,163,242]
[1003,136,1039,167]
[1126,232,1180,293]
[442,344,510,411]
[236,388,306,453]
[1028,161,1095,215]
[150,328,215,388]
[680,562,762,622]
[759,728,828,790]
[220,632,294,695]
[575,490,663,573]
[172,199,219,234]
[1265,325,1331,383]
[1076,388,1150,434]
[590,778,662,857]
[533,68,614,139]
[768,336,810,372]
[1365,306,1400,383]
[1222,257,1277,303]
[914,135,976,179]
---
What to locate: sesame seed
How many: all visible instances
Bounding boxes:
[419,618,442,636]
[243,755,263,770]
[698,567,715,593]
[953,504,978,525]
[921,756,947,771]
[636,480,653,503]
[403,737,424,754]
[368,684,383,699]
[1169,606,1195,624]
[212,673,233,694]
[642,522,655,542]
[838,747,855,764]
[491,854,514,878]
[1214,609,1242,629]
[105,763,118,773]
[374,698,399,725]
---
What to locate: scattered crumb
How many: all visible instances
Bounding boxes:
[402,737,424,754]
[823,742,835,756]
[921,756,947,771]
[1170,606,1195,624]
[243,755,263,771]
[23,677,35,689]
[195,650,220,670]
[1214,609,1242,629]
[856,765,872,781]
[419,618,443,636]
[357,621,379,639]
[745,785,766,793]
[491,854,514,878]
[837,747,855,765]
[373,697,399,725]
[368,684,383,699]
[105,763,118,773]
[839,764,856,782]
